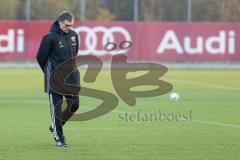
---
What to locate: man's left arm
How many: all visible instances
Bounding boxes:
[75,34,79,56]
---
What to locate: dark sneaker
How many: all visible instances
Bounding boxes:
[57,139,68,147]
[49,125,57,142]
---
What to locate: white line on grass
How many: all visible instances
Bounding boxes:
[192,120,240,129]
[166,79,240,91]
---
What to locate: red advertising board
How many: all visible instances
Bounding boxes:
[0,21,240,61]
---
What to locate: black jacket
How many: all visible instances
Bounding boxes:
[36,20,80,94]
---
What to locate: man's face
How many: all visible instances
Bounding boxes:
[59,19,74,33]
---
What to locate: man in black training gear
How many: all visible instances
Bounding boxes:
[36,11,80,147]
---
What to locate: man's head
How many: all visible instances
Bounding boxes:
[58,11,74,33]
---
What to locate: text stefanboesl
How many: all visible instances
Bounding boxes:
[119,109,192,122]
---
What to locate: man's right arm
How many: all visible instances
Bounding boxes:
[36,35,53,72]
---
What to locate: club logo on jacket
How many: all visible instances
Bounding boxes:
[71,36,76,42]
[59,40,64,48]
[71,36,77,45]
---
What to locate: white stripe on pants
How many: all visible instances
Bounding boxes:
[49,94,60,141]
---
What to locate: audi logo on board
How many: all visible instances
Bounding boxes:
[74,26,132,56]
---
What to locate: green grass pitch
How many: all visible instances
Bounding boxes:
[0,68,239,160]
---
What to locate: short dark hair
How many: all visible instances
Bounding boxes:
[58,11,74,22]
